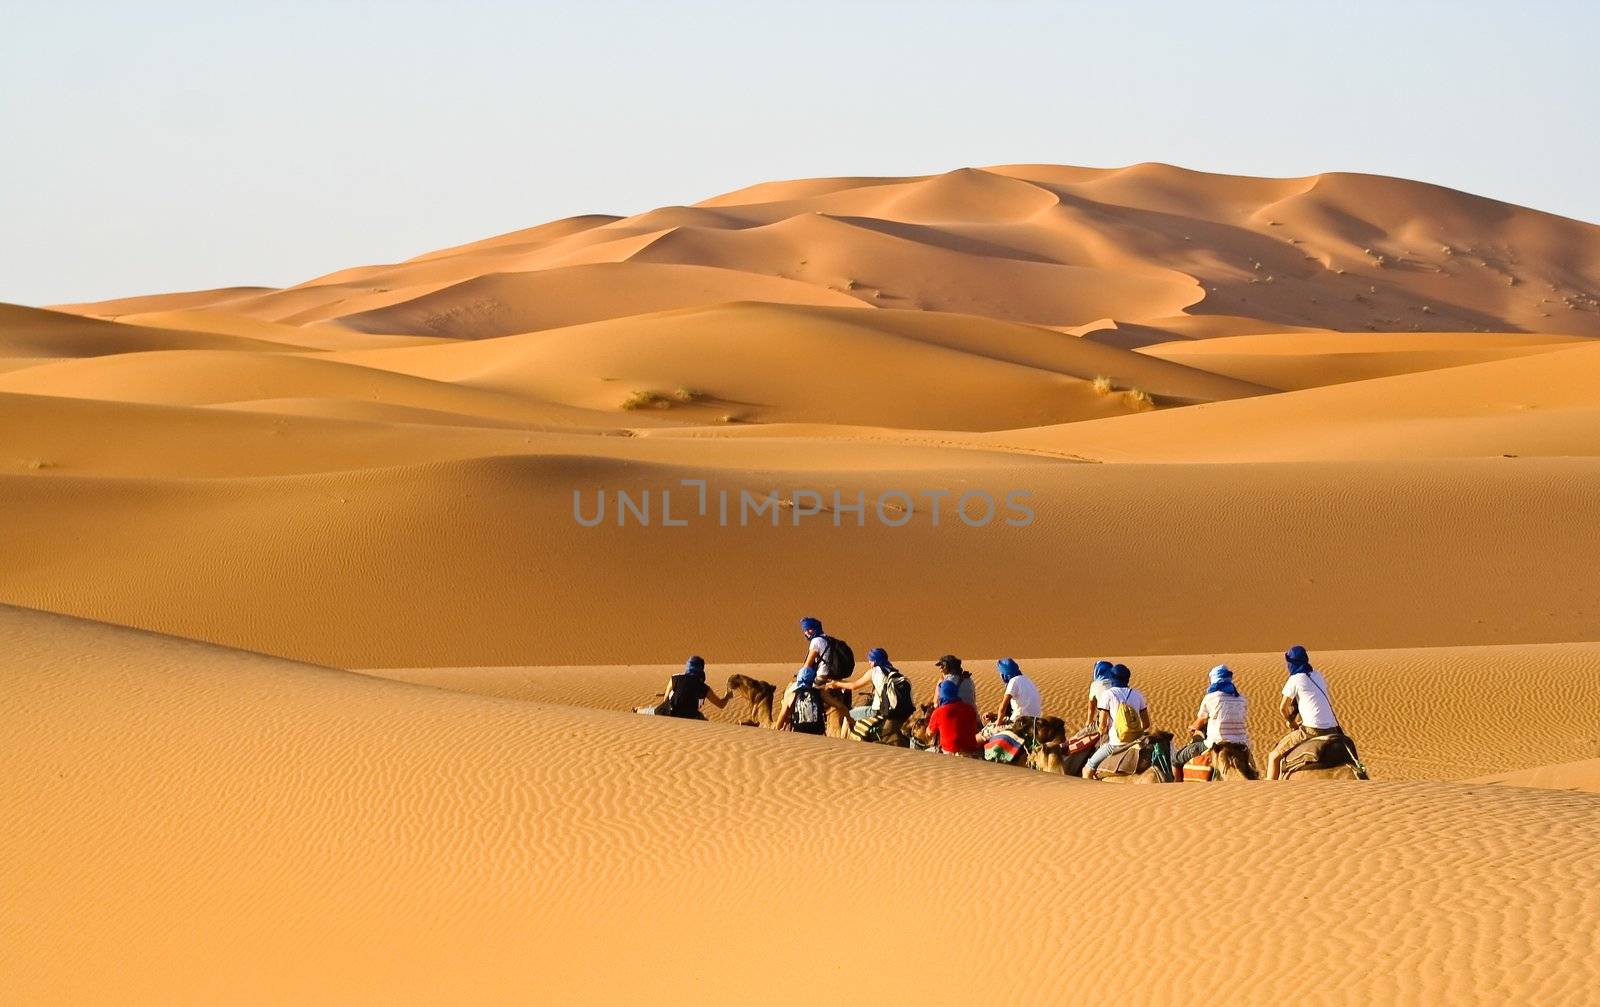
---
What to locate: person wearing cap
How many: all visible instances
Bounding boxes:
[994,658,1042,725]
[1173,664,1250,778]
[925,679,982,756]
[642,656,731,719]
[934,654,977,711]
[1267,645,1344,779]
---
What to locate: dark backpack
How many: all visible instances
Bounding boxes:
[882,668,914,719]
[665,674,706,718]
[821,636,855,681]
[790,685,826,735]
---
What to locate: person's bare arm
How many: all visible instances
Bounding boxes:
[1085,696,1100,727]
[705,687,730,710]
[775,693,794,730]
[1140,708,1152,731]
[1094,707,1109,735]
[1190,714,1208,737]
[996,693,1013,723]
[834,668,872,692]
[1279,693,1298,727]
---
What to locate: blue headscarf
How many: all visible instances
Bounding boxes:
[1285,645,1313,676]
[799,616,823,637]
[684,655,706,679]
[997,657,1022,683]
[1112,663,1131,688]
[936,679,961,707]
[795,666,817,689]
[1206,663,1239,697]
[867,647,889,666]
[1093,660,1115,681]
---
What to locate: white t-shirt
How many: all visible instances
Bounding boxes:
[1099,686,1148,745]
[808,635,830,677]
[1005,675,1042,719]
[1197,691,1249,747]
[1282,671,1338,730]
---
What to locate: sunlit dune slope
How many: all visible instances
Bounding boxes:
[4,605,1598,1005]
[52,163,1600,341]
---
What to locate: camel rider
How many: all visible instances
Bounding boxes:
[1173,664,1249,778]
[832,647,894,724]
[656,656,731,719]
[934,655,977,710]
[1084,660,1116,728]
[995,658,1042,724]
[1082,664,1151,779]
[776,666,828,736]
[926,678,982,756]
[800,616,854,725]
[1266,645,1347,779]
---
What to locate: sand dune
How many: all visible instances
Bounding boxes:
[1139,330,1590,390]
[11,162,1600,1002]
[5,605,1599,1004]
[996,338,1600,461]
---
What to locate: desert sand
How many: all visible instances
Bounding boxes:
[5,164,1599,1003]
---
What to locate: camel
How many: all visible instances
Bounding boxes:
[816,683,856,738]
[905,703,935,750]
[1030,721,1100,777]
[1083,731,1176,783]
[725,674,776,728]
[1278,733,1370,780]
[1210,742,1261,781]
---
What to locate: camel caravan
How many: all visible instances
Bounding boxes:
[637,619,1370,782]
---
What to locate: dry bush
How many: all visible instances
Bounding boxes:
[673,386,704,403]
[1122,389,1156,411]
[621,390,668,410]
[1091,375,1114,396]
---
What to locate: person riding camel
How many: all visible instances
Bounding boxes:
[642,656,731,719]
[934,655,977,710]
[775,666,828,736]
[994,658,1042,725]
[1083,660,1116,729]
[830,647,914,740]
[1081,664,1151,779]
[799,616,857,734]
[1266,645,1348,779]
[925,678,982,756]
[1173,664,1252,779]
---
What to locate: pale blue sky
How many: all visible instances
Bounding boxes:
[3,0,1595,305]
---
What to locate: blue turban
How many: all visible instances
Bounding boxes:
[799,617,823,636]
[997,657,1022,683]
[1285,645,1313,676]
[937,679,961,706]
[1206,663,1239,697]
[795,666,817,689]
[1113,663,1131,688]
[684,655,705,679]
[1093,660,1115,682]
[867,647,888,666]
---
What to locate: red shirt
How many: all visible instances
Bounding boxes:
[927,702,982,754]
